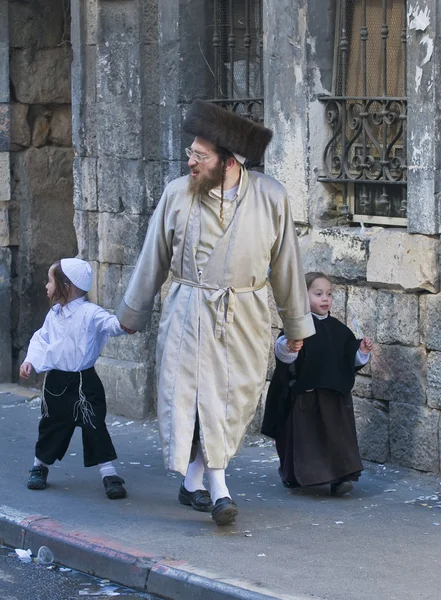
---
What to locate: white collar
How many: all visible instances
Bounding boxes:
[209,167,244,201]
[53,296,85,316]
[312,312,329,320]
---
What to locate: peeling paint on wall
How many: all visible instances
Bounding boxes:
[408,5,430,32]
[420,34,433,65]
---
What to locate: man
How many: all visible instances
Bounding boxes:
[117,99,315,525]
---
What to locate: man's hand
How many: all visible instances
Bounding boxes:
[286,339,303,353]
[120,324,137,334]
[360,337,373,353]
[20,362,33,379]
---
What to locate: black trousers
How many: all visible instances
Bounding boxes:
[35,367,117,468]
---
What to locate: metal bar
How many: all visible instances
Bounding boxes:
[213,0,220,98]
[228,0,235,98]
[258,0,263,97]
[361,0,367,97]
[361,0,368,182]
[244,0,251,98]
[381,3,389,197]
[381,0,388,96]
[340,0,348,188]
[401,0,407,182]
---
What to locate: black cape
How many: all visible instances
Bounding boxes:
[262,315,362,439]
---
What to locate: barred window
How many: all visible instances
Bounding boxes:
[319,0,407,226]
[208,0,264,125]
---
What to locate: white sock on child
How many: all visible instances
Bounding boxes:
[206,467,230,504]
[184,445,206,492]
[99,462,118,479]
[34,457,49,468]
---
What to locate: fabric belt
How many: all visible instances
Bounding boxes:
[171,276,267,338]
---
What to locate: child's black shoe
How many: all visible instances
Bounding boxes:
[103,475,127,499]
[27,465,49,490]
[330,481,353,496]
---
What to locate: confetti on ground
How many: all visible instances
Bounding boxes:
[125,421,134,425]
[335,521,344,524]
[258,553,266,557]
[129,462,140,465]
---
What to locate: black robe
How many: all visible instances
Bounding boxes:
[262,315,364,487]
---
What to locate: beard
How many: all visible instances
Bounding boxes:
[188,159,224,196]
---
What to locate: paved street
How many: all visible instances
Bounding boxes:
[0,387,440,600]
[0,544,155,600]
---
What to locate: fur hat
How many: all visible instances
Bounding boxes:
[60,258,93,292]
[183,99,273,164]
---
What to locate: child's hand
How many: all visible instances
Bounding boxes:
[20,362,33,379]
[286,339,303,353]
[120,324,137,334]
[360,337,373,353]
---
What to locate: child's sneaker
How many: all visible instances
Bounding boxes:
[103,475,127,499]
[27,465,49,490]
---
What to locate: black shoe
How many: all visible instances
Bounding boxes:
[330,481,353,496]
[211,497,238,526]
[103,475,127,499]
[27,465,49,490]
[178,482,213,512]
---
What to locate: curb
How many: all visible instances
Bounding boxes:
[0,505,300,600]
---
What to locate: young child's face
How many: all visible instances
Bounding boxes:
[308,277,333,316]
[46,266,56,301]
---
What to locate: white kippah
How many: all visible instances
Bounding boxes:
[60,258,93,292]
[232,152,246,165]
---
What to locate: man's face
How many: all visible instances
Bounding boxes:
[188,137,223,196]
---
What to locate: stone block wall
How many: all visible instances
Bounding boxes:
[0,0,11,381]
[6,0,77,378]
[71,0,163,418]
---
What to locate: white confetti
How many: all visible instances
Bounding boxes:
[258,553,266,557]
[335,521,344,524]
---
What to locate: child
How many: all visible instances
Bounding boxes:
[262,272,373,495]
[20,258,134,499]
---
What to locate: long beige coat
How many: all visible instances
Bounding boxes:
[117,169,315,475]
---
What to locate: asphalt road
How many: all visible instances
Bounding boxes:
[0,545,156,600]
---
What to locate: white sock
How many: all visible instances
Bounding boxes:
[206,467,230,504]
[184,445,206,492]
[34,457,49,468]
[99,461,118,479]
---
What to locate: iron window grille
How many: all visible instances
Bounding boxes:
[207,0,264,129]
[318,0,407,226]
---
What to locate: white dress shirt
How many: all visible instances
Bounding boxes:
[275,313,370,366]
[25,297,125,373]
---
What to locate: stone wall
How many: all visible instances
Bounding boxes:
[71,0,162,418]
[0,0,12,381]
[7,0,77,379]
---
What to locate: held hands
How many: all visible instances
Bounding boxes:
[20,362,33,379]
[120,324,137,335]
[286,339,304,353]
[360,337,373,353]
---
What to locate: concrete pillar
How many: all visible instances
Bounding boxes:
[406,0,441,234]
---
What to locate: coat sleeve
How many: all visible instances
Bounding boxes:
[116,190,174,331]
[268,192,315,340]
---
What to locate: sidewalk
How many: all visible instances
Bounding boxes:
[0,386,440,600]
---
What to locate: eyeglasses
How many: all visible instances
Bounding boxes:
[185,147,215,163]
